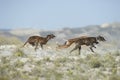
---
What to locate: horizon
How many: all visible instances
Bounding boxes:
[0,22,119,31]
[0,21,119,31]
[0,0,120,30]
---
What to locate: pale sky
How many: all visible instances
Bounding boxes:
[0,0,120,30]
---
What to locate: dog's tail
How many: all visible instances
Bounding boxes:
[56,40,75,49]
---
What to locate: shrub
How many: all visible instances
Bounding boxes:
[43,57,51,62]
[109,74,120,80]
[113,51,120,56]
[0,77,8,80]
[88,56,102,68]
[102,53,116,68]
[13,49,26,57]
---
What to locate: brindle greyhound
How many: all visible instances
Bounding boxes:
[57,35,106,55]
[23,34,55,50]
[57,36,88,49]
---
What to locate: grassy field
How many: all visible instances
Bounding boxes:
[0,46,120,80]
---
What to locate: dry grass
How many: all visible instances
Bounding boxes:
[0,46,120,80]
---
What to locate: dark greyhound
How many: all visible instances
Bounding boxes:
[23,34,55,50]
[57,35,106,55]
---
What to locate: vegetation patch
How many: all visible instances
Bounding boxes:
[0,49,120,80]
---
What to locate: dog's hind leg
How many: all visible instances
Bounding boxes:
[70,44,80,54]
[23,41,28,47]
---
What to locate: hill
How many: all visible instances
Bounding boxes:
[0,22,120,51]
